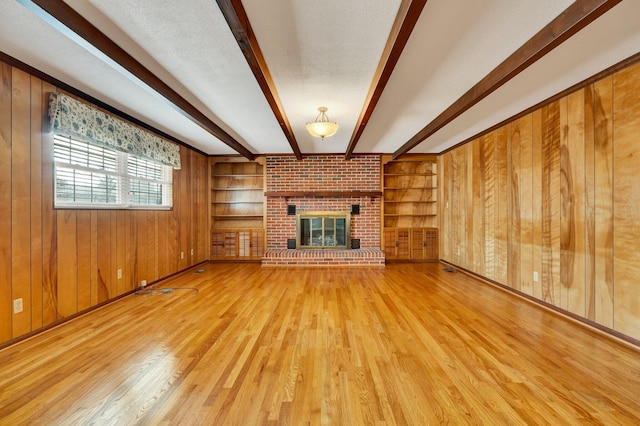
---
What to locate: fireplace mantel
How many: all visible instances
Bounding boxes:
[264,191,382,198]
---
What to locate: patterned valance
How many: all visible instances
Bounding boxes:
[48,92,181,169]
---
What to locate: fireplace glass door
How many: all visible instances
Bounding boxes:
[297,212,350,249]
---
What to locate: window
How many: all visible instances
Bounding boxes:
[53,134,173,209]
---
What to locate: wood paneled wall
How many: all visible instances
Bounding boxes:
[440,61,640,341]
[0,61,209,346]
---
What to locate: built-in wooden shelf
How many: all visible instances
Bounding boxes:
[264,191,382,198]
[384,200,437,203]
[384,173,436,177]
[212,201,264,205]
[384,214,437,217]
[384,187,437,190]
[213,174,263,177]
[212,187,263,191]
[213,214,264,218]
[382,155,438,236]
[210,159,265,258]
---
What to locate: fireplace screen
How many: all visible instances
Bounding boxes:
[296,211,351,249]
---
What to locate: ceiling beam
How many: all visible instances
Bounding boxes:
[345,0,427,160]
[392,0,622,160]
[20,0,255,160]
[217,0,302,160]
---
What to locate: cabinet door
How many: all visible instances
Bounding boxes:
[238,231,251,258]
[424,228,438,260]
[396,229,411,259]
[211,230,225,259]
[411,228,426,259]
[383,228,398,258]
[249,229,264,259]
[222,231,238,260]
[211,230,238,260]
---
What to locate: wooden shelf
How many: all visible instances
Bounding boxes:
[382,156,438,231]
[212,187,263,191]
[265,191,382,198]
[384,187,437,190]
[384,200,437,203]
[384,173,436,177]
[213,214,263,219]
[211,159,265,249]
[212,201,263,205]
[384,214,437,217]
[212,174,262,177]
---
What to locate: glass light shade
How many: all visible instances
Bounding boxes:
[306,121,339,139]
[306,107,339,139]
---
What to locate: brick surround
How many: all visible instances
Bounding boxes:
[264,155,384,265]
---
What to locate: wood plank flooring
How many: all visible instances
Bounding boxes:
[0,263,639,425]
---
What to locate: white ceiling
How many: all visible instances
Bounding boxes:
[1,0,639,157]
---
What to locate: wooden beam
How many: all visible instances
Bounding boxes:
[217,0,302,160]
[392,0,622,160]
[345,0,427,160]
[20,0,255,160]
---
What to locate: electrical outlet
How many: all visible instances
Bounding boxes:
[533,271,539,282]
[140,280,147,288]
[457,247,461,256]
[13,298,23,314]
[180,252,184,259]
[446,202,449,209]
[191,249,194,256]
[117,269,122,279]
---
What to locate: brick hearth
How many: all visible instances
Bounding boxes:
[262,248,385,267]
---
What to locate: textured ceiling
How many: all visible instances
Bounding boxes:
[1,0,639,157]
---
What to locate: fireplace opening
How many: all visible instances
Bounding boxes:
[296,211,351,249]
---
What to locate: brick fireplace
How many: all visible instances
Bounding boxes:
[262,154,385,266]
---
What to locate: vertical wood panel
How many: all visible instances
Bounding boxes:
[96,211,111,303]
[482,133,495,280]
[508,120,522,291]
[541,102,561,307]
[451,149,464,266]
[531,109,543,300]
[90,210,99,307]
[565,89,586,316]
[518,115,533,296]
[41,84,57,326]
[0,62,12,341]
[584,85,596,322]
[147,211,158,283]
[76,211,92,312]
[593,76,614,328]
[441,153,451,261]
[57,210,77,318]
[559,96,571,311]
[465,144,474,270]
[30,76,43,330]
[11,67,32,337]
[613,63,640,339]
[495,126,509,285]
[472,141,485,274]
[158,211,168,279]
[116,211,127,296]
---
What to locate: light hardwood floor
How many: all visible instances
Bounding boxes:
[0,263,639,425]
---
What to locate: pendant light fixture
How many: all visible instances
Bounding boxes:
[306,107,339,139]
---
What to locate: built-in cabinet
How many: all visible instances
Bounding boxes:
[384,228,438,260]
[210,158,265,260]
[382,156,438,260]
[211,228,264,260]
